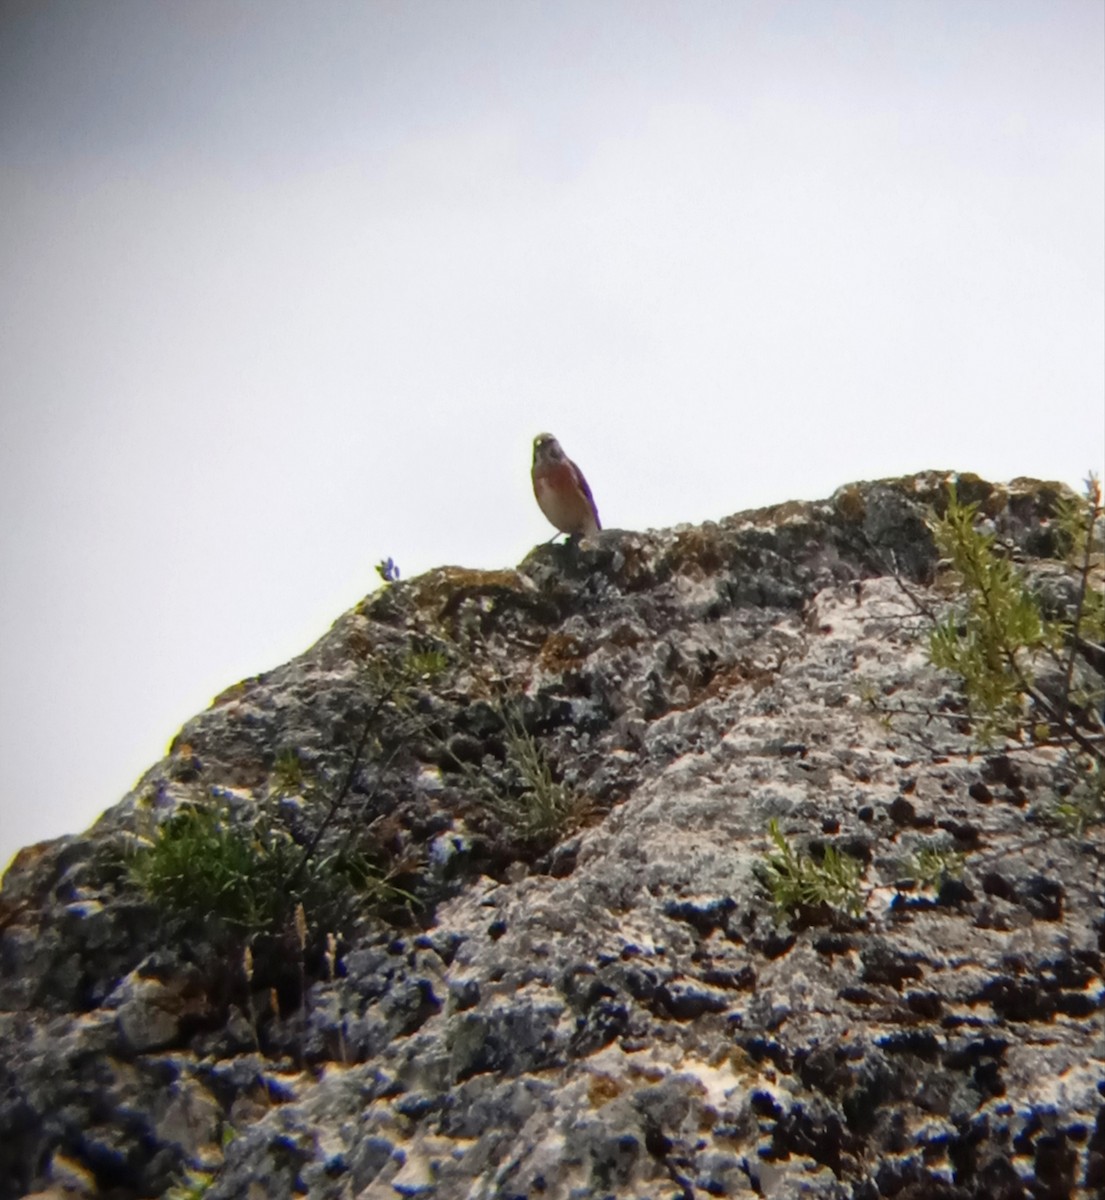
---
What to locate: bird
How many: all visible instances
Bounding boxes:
[531,433,601,539]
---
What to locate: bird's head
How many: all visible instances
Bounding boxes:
[532,432,564,466]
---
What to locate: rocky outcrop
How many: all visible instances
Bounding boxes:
[1,471,1102,1200]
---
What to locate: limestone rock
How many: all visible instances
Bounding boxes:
[1,472,1102,1200]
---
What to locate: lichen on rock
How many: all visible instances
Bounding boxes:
[1,471,1102,1200]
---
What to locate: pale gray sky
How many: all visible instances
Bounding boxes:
[1,0,1102,871]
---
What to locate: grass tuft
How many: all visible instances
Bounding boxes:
[759,820,865,919]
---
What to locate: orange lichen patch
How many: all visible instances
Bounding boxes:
[706,1043,731,1068]
[895,470,996,514]
[1007,477,1073,517]
[211,680,252,707]
[537,632,589,673]
[681,658,777,709]
[745,499,813,527]
[663,524,727,578]
[0,900,30,935]
[360,566,538,625]
[722,1045,762,1080]
[168,729,191,754]
[587,1073,625,1108]
[627,1060,668,1083]
[913,472,1073,521]
[341,619,381,661]
[979,484,1009,519]
[833,486,866,524]
[166,741,201,781]
[409,567,536,618]
[606,622,645,649]
[0,889,33,933]
[425,567,531,593]
[952,471,998,506]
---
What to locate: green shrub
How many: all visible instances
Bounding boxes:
[905,842,966,890]
[759,820,865,918]
[128,643,449,948]
[928,485,1062,742]
[928,477,1104,755]
[128,802,402,943]
[925,476,1104,837]
[432,703,586,847]
[129,804,297,933]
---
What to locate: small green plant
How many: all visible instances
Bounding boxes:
[1047,756,1105,836]
[271,748,307,795]
[128,801,407,943]
[436,705,586,846]
[335,848,418,907]
[492,716,586,843]
[397,648,450,689]
[759,820,865,918]
[129,803,302,934]
[164,1170,215,1200]
[906,842,966,890]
